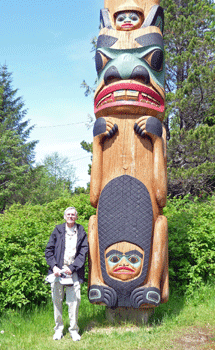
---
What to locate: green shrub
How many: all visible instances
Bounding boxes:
[0,193,214,312]
[165,195,215,294]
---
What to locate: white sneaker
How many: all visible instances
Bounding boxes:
[53,330,63,340]
[70,331,81,341]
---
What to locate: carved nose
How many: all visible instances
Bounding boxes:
[130,66,150,84]
[104,66,121,85]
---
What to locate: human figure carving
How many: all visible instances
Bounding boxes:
[88,0,168,309]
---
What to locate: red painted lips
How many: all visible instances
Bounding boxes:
[113,266,135,274]
[94,82,164,116]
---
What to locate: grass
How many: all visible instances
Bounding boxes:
[0,284,215,350]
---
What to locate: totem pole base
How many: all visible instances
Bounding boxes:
[105,307,154,325]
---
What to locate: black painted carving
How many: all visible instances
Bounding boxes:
[88,285,117,307]
[130,287,161,308]
[95,52,103,73]
[93,118,118,138]
[93,118,106,137]
[104,66,121,85]
[146,117,162,137]
[134,117,162,138]
[142,5,164,34]
[151,49,163,71]
[98,175,153,307]
[130,66,150,84]
[100,8,113,29]
[107,123,118,138]
[135,33,164,50]
[97,35,118,49]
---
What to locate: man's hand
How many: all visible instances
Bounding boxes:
[62,265,72,275]
[53,266,62,277]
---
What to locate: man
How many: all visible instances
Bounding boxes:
[45,207,88,341]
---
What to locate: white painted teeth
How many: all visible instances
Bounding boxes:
[127,90,139,97]
[114,90,125,97]
[96,90,160,108]
[99,93,112,103]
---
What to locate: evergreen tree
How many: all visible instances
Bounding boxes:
[0,64,37,211]
[161,0,215,196]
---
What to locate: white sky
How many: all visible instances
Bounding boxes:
[1,0,103,188]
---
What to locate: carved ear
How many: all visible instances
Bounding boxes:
[142,5,164,34]
[100,8,113,29]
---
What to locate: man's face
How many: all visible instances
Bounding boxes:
[65,209,77,227]
[105,242,144,281]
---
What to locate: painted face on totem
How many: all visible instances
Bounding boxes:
[105,242,144,281]
[115,11,143,31]
[94,26,165,120]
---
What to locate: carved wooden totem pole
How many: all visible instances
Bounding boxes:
[88,0,168,311]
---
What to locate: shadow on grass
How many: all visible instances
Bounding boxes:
[149,288,186,326]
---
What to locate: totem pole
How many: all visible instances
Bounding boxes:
[88,0,168,312]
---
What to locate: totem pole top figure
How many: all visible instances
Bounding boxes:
[104,0,161,30]
[94,0,165,121]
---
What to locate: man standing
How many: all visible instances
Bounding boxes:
[45,207,88,341]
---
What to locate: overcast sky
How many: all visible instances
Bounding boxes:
[1,0,103,188]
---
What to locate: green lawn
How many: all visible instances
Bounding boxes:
[0,284,215,350]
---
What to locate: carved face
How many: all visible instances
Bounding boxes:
[105,242,144,281]
[115,11,143,31]
[94,26,165,120]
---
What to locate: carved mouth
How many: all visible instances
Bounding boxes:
[113,266,135,274]
[94,83,164,115]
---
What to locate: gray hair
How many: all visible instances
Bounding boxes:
[64,207,78,219]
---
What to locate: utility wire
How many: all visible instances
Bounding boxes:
[34,122,86,129]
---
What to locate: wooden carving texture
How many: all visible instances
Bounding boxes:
[88,0,168,309]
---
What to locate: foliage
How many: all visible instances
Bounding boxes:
[0,194,96,313]
[0,194,214,312]
[164,195,215,294]
[11,152,77,206]
[0,65,37,211]
[168,125,215,196]
[80,141,93,175]
[161,0,215,195]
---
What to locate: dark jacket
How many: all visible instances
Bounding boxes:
[45,223,88,284]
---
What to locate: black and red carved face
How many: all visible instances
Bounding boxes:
[94,26,165,120]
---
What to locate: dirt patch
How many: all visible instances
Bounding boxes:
[174,326,215,349]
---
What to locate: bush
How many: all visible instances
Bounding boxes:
[165,195,215,294]
[0,193,214,312]
[0,194,95,313]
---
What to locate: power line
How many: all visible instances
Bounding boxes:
[34,122,86,129]
[70,155,91,162]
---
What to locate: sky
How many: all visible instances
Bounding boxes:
[1,0,103,188]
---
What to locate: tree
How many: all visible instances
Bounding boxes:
[161,0,215,196]
[0,65,37,211]
[20,152,77,205]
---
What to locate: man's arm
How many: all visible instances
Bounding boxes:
[68,227,88,273]
[45,228,58,270]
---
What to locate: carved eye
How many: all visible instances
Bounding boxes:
[109,255,120,263]
[143,49,163,71]
[95,51,110,73]
[129,13,139,21]
[116,14,126,22]
[128,255,140,264]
